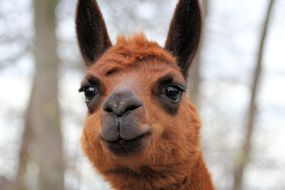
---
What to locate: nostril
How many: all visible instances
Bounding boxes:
[126,102,142,112]
[104,106,113,113]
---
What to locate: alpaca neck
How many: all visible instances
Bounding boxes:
[160,156,214,190]
[184,157,215,190]
[106,155,214,190]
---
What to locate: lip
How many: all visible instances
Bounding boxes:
[102,132,151,156]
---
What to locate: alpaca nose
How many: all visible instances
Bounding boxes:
[103,90,142,117]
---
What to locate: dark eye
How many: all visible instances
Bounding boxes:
[164,85,184,102]
[84,86,97,103]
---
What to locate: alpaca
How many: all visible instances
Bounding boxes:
[76,0,214,189]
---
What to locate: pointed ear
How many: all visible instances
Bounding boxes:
[76,0,111,66]
[164,0,202,78]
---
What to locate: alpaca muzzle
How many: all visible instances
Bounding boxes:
[100,90,151,156]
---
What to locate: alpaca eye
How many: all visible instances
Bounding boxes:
[84,86,97,102]
[164,85,183,102]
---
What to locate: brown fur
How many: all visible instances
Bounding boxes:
[76,0,214,189]
[81,35,214,190]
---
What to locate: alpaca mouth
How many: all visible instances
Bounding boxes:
[103,132,151,156]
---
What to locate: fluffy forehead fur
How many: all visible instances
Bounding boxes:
[89,34,180,76]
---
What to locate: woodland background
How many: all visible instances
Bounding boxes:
[0,0,285,189]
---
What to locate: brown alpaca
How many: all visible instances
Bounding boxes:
[76,0,215,189]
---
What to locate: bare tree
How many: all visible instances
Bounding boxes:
[233,0,276,189]
[16,0,65,190]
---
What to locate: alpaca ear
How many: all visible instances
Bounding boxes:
[76,0,111,66]
[164,0,202,78]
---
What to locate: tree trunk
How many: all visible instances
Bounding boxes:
[16,0,65,189]
[16,104,32,190]
[233,1,275,190]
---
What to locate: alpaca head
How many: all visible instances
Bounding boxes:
[76,0,203,188]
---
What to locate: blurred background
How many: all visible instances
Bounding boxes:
[0,0,284,189]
